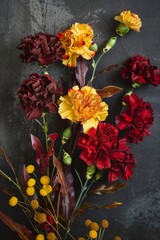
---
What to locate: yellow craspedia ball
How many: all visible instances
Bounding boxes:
[26,164,35,174]
[101,219,109,228]
[39,188,48,196]
[89,230,97,239]
[114,236,121,240]
[34,212,47,224]
[47,232,56,240]
[30,199,39,209]
[26,186,35,196]
[43,184,52,194]
[78,238,86,240]
[36,234,45,240]
[9,196,18,207]
[84,219,92,227]
[40,175,50,185]
[27,178,36,187]
[89,222,99,231]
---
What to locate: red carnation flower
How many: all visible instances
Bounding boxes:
[116,93,154,143]
[121,55,160,86]
[77,122,136,182]
[17,33,64,65]
[18,73,62,119]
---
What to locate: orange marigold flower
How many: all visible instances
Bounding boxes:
[57,23,95,67]
[114,10,142,32]
[58,86,108,133]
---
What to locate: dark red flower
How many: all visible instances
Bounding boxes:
[17,33,64,65]
[41,213,55,231]
[116,94,154,143]
[18,73,62,119]
[121,55,160,86]
[77,122,136,182]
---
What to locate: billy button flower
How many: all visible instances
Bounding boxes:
[46,232,57,240]
[101,219,109,228]
[40,175,50,185]
[40,184,53,196]
[89,230,98,239]
[26,164,35,174]
[34,211,47,224]
[85,219,92,227]
[9,196,18,207]
[114,237,122,240]
[27,178,36,187]
[36,234,45,240]
[26,186,35,196]
[30,199,39,209]
[89,221,99,231]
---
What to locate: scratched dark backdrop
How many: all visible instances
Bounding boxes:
[0,0,160,239]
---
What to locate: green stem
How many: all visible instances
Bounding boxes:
[64,179,89,239]
[90,52,105,82]
[42,113,49,152]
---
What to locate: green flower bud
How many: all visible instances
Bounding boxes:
[94,171,103,181]
[132,82,141,88]
[89,42,98,52]
[116,23,129,36]
[63,152,72,166]
[86,165,96,180]
[103,36,117,53]
[62,127,72,144]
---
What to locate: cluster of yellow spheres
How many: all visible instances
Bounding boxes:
[78,219,121,240]
[36,232,57,240]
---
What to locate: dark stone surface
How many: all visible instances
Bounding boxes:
[0,0,160,239]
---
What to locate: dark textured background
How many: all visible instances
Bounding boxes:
[0,0,160,239]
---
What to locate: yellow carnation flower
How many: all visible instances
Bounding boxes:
[57,23,95,67]
[114,10,142,32]
[58,86,108,133]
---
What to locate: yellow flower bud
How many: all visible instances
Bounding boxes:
[36,234,45,240]
[30,199,39,209]
[27,178,36,187]
[26,186,35,196]
[26,164,35,174]
[47,232,57,240]
[34,211,47,224]
[40,175,50,185]
[78,238,86,240]
[89,230,97,239]
[9,196,18,207]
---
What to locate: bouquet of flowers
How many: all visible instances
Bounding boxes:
[0,10,159,240]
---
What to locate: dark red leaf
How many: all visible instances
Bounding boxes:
[0,211,34,240]
[75,59,88,87]
[96,85,123,98]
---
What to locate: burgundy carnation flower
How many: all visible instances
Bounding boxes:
[116,93,154,143]
[18,73,62,119]
[121,55,160,86]
[17,33,64,65]
[77,122,136,182]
